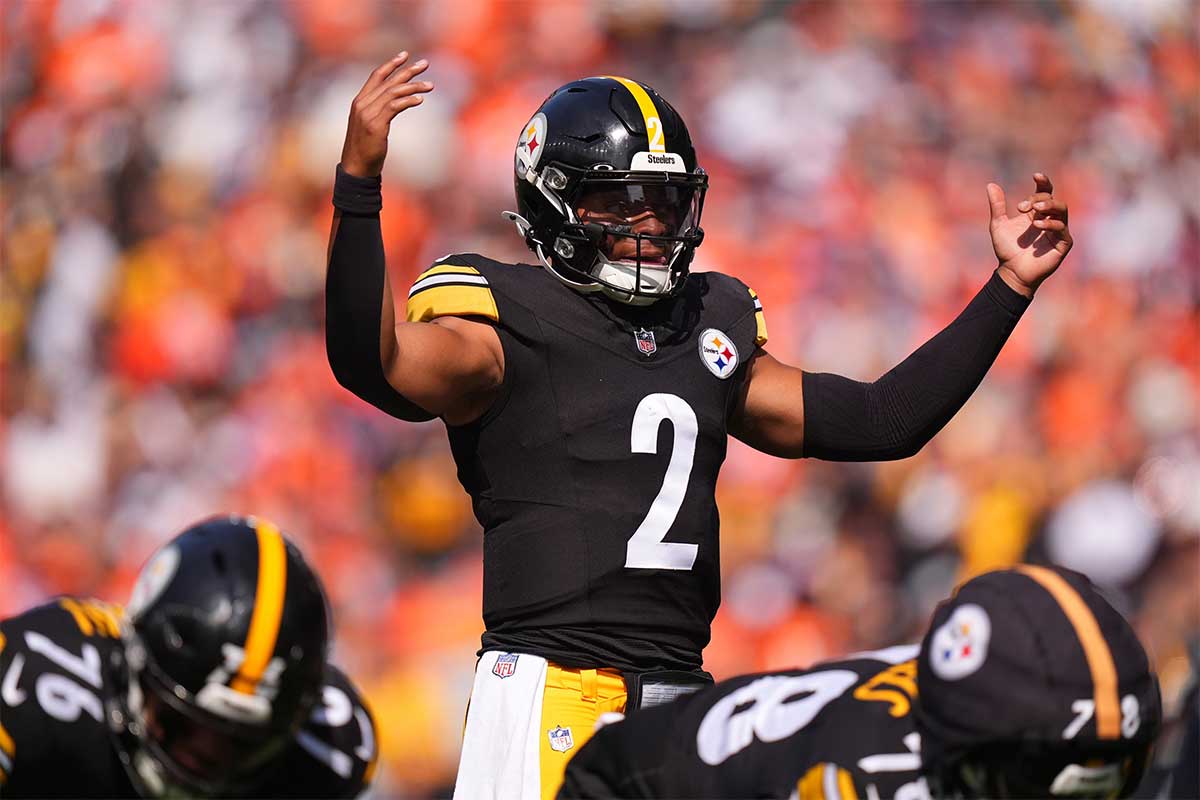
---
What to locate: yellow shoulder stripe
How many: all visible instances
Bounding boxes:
[0,711,8,784]
[797,763,858,800]
[414,263,482,283]
[748,288,768,346]
[59,598,123,638]
[407,284,499,324]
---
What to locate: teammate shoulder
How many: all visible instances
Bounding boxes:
[0,597,128,794]
[277,663,379,798]
[2,596,125,648]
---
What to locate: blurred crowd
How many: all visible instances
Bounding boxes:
[2,0,1197,795]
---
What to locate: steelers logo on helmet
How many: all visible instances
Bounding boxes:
[699,328,739,379]
[929,602,991,680]
[515,112,547,177]
[126,543,181,621]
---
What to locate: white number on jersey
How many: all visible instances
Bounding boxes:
[697,670,859,765]
[625,393,700,571]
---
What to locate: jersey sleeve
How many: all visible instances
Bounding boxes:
[405,260,500,323]
[274,664,379,798]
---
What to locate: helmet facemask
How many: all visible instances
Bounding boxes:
[115,628,302,798]
[511,162,707,306]
[924,740,1150,799]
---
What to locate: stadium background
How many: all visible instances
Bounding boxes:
[1,0,1196,795]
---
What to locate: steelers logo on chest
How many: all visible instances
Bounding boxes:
[698,328,738,379]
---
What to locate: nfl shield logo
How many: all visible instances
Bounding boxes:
[635,328,657,357]
[548,725,574,753]
[492,653,519,679]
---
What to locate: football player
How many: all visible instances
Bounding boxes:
[325,53,1073,799]
[558,566,1162,799]
[0,516,378,798]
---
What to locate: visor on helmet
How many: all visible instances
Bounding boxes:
[573,181,700,238]
[536,169,706,303]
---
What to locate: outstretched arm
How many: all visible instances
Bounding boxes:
[730,173,1072,460]
[325,54,503,425]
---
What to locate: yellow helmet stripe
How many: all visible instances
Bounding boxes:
[604,76,666,153]
[1016,565,1120,739]
[231,520,288,695]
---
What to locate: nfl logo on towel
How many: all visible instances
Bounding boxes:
[635,328,656,356]
[548,725,574,753]
[492,653,519,679]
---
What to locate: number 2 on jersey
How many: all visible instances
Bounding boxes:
[625,393,699,571]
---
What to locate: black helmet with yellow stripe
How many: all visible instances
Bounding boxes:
[506,76,708,306]
[916,566,1161,799]
[112,515,330,797]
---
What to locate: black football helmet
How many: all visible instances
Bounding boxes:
[108,515,330,797]
[916,566,1161,799]
[505,76,708,306]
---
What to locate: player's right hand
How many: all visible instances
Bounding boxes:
[340,52,433,178]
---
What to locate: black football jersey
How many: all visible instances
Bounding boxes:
[406,255,769,673]
[0,599,377,798]
[558,646,932,800]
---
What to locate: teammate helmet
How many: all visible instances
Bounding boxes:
[915,566,1161,799]
[111,516,330,797]
[506,76,708,306]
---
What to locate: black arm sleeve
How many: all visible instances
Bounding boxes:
[801,270,1031,461]
[325,165,436,422]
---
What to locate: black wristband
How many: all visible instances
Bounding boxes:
[332,164,383,215]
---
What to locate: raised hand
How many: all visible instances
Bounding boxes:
[341,52,433,178]
[986,173,1073,297]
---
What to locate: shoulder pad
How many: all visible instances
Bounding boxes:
[1,598,123,643]
[406,259,500,324]
[291,664,379,795]
[54,598,124,639]
[0,598,124,789]
[747,287,768,347]
[695,271,768,346]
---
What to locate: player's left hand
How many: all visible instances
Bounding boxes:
[986,172,1073,297]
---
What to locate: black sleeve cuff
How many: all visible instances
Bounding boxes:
[332,164,383,215]
[984,269,1033,316]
